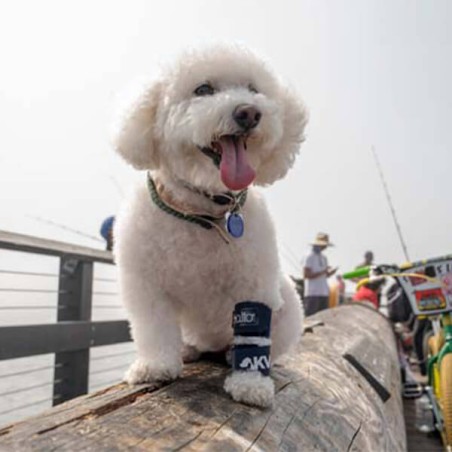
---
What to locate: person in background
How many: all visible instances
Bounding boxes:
[352,277,385,309]
[303,232,338,316]
[100,216,115,251]
[336,274,346,305]
[356,250,374,269]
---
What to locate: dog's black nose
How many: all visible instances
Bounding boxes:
[233,104,262,131]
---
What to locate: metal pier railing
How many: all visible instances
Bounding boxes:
[0,230,132,422]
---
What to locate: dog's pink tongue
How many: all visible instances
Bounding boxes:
[218,136,255,190]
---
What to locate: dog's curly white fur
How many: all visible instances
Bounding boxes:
[114,45,308,407]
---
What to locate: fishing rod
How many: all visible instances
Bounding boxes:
[27,215,104,243]
[281,242,301,271]
[281,241,302,268]
[371,145,410,262]
[108,174,124,198]
[279,250,299,274]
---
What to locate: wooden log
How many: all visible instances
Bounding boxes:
[0,304,406,451]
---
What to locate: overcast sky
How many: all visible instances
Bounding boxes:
[1,0,451,276]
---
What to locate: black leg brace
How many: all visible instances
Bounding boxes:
[231,301,272,376]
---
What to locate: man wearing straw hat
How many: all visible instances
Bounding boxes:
[303,232,338,316]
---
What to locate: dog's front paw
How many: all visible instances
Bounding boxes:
[124,359,182,384]
[224,371,275,407]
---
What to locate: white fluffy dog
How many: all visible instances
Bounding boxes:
[114,45,308,407]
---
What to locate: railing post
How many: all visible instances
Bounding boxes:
[53,256,93,405]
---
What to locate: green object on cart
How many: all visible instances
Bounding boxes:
[342,266,371,280]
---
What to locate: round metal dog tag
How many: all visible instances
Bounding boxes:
[226,213,244,238]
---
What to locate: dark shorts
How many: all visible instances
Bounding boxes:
[304,296,329,317]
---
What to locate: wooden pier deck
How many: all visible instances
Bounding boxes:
[404,397,443,451]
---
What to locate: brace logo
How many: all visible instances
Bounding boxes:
[239,355,270,371]
[233,309,258,326]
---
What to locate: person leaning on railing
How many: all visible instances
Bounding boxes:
[100,216,115,251]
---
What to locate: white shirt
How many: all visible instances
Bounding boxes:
[303,250,329,297]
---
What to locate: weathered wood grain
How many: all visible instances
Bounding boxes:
[0,304,406,451]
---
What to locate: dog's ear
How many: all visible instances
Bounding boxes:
[254,88,309,185]
[115,81,163,170]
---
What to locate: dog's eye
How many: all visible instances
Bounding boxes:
[248,84,259,94]
[194,83,215,96]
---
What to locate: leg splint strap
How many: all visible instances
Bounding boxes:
[231,301,272,376]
